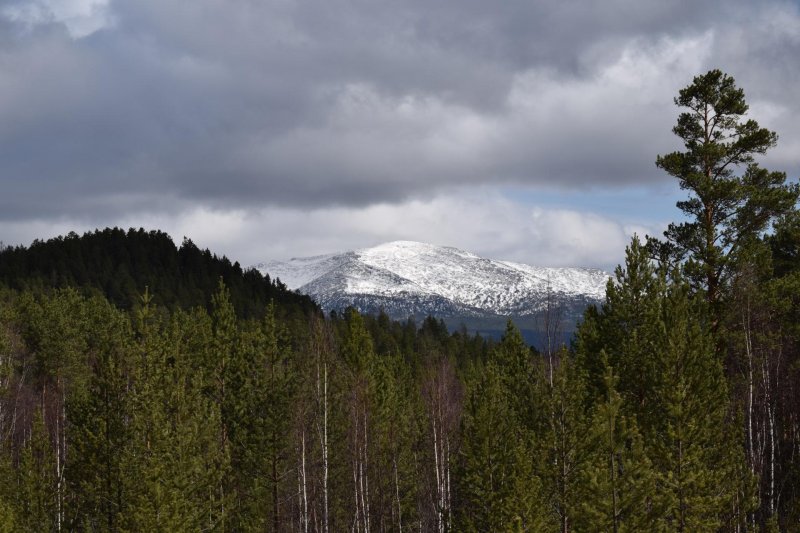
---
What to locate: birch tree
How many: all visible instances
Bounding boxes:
[421,355,462,533]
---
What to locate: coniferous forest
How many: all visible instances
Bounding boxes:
[1,71,799,531]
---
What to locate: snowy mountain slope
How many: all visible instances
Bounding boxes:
[256,241,610,320]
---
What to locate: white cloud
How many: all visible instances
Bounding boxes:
[0,0,796,273]
[0,191,662,272]
[249,31,721,199]
[2,0,112,37]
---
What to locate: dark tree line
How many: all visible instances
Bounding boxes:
[0,227,317,320]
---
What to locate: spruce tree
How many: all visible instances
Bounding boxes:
[0,495,15,533]
[493,321,535,423]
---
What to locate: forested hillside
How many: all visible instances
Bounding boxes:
[0,280,498,531]
[0,70,799,531]
[0,227,317,320]
[0,230,798,531]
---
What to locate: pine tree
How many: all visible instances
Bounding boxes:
[575,236,664,413]
[0,308,15,532]
[64,295,131,531]
[16,409,57,532]
[648,278,744,530]
[649,69,798,313]
[457,362,547,532]
[122,292,225,531]
[209,279,236,529]
[538,352,588,533]
[231,301,297,530]
[575,357,661,532]
[576,237,752,529]
[340,309,377,532]
[370,352,421,531]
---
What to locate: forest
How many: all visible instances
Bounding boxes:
[0,71,799,532]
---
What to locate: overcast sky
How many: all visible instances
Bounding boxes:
[1,0,798,270]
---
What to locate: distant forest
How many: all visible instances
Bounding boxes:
[0,227,317,319]
[0,70,799,531]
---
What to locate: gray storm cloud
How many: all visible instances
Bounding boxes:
[0,0,798,222]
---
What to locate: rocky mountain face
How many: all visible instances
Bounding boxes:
[256,241,610,343]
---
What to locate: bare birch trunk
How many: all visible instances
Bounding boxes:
[301,431,309,533]
[312,320,329,533]
[422,357,461,533]
[445,436,451,532]
[313,319,331,533]
[432,416,442,533]
[744,306,754,473]
[393,456,403,533]
[353,451,361,533]
[362,410,371,533]
[322,362,329,533]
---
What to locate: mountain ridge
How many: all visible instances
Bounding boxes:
[256,241,609,322]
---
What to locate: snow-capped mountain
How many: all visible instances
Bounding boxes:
[256,241,610,322]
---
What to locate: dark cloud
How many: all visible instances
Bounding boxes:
[0,0,798,222]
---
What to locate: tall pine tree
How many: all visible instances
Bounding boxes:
[648,69,798,313]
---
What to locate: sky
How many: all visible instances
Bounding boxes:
[0,0,798,271]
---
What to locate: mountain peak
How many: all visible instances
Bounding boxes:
[361,240,432,250]
[256,241,610,321]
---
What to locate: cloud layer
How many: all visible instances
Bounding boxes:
[0,190,659,270]
[1,0,798,267]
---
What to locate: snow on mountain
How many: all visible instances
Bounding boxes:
[256,241,610,319]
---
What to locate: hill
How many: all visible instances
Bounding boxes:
[0,227,317,319]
